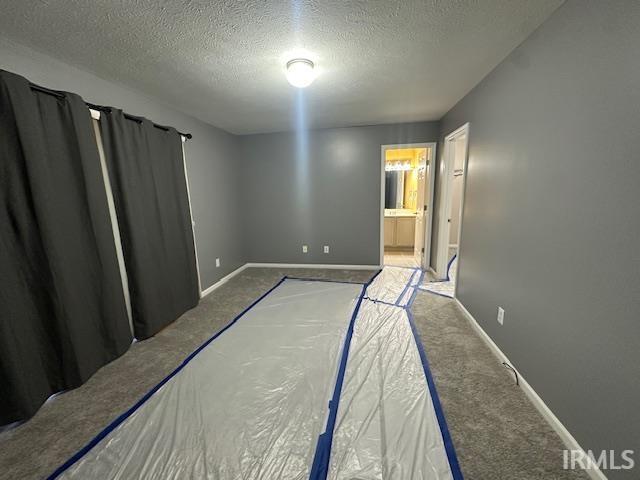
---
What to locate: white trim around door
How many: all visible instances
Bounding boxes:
[380,142,437,270]
[435,123,469,288]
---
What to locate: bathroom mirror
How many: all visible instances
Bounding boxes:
[385,170,418,210]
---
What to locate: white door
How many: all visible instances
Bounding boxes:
[436,124,469,280]
[413,149,428,266]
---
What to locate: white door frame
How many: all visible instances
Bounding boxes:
[380,142,437,269]
[435,123,470,285]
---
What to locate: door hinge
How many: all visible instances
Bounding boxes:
[421,247,425,253]
[423,205,428,211]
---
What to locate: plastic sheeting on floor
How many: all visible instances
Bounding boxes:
[363,266,419,307]
[311,266,462,480]
[50,279,364,479]
[50,268,462,480]
[324,300,457,480]
[420,255,458,299]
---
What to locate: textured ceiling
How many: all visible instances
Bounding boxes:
[0,0,563,134]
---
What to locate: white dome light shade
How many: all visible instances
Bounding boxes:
[286,58,315,88]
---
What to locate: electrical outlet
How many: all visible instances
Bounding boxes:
[302,245,308,253]
[323,245,329,254]
[215,258,220,268]
[497,307,505,325]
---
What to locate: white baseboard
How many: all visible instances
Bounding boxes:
[200,264,249,298]
[245,262,381,270]
[200,262,380,298]
[454,298,607,480]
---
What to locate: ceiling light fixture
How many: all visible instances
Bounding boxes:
[286,58,315,88]
[385,162,413,172]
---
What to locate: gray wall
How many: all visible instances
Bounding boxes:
[438,1,640,474]
[0,37,243,289]
[240,122,439,264]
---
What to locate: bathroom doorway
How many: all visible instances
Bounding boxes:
[380,143,436,269]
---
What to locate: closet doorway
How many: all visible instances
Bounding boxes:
[380,143,436,269]
[434,123,469,284]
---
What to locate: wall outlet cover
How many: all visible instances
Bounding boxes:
[497,306,505,325]
[215,258,220,267]
[323,245,329,254]
[302,245,308,253]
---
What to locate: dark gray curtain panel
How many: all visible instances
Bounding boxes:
[0,71,132,426]
[99,110,199,340]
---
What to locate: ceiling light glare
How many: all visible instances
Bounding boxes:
[286,58,315,88]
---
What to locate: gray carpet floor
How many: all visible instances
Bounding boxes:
[0,267,588,479]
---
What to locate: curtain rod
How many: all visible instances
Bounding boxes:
[29,83,193,140]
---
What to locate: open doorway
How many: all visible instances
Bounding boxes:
[433,123,469,292]
[380,143,436,269]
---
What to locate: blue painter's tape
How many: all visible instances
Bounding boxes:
[308,269,381,480]
[406,309,464,479]
[395,269,417,305]
[363,296,398,308]
[48,274,361,479]
[405,284,464,480]
[311,266,463,480]
[446,254,457,281]
[422,288,455,299]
